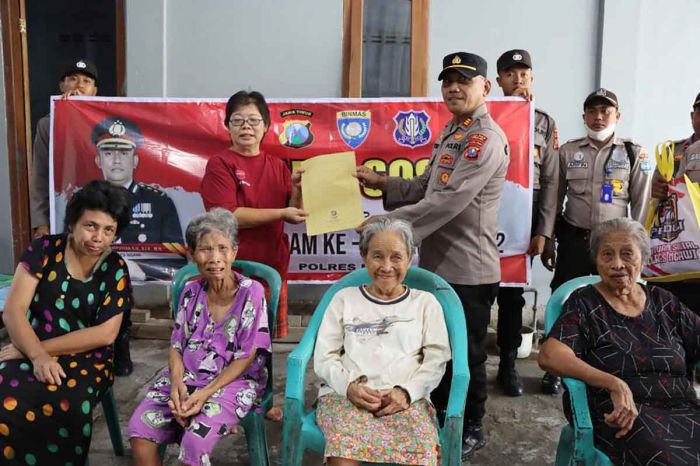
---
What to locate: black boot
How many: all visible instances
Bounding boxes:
[496,350,523,397]
[113,328,133,377]
[461,421,486,461]
[541,372,562,395]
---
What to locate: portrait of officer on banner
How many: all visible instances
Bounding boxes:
[92,116,186,280]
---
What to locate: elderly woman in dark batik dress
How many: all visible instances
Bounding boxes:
[539,218,700,465]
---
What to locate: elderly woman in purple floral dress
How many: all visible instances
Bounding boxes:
[128,208,271,466]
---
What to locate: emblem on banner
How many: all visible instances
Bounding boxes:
[392,110,431,149]
[336,110,371,149]
[650,193,685,243]
[279,120,314,149]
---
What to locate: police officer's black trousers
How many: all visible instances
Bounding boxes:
[550,219,597,292]
[431,282,499,426]
[496,287,524,352]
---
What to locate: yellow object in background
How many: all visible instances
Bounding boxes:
[654,140,675,181]
[301,151,365,236]
[685,174,700,230]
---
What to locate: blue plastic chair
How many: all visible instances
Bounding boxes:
[281,266,469,466]
[166,260,281,466]
[543,275,612,466]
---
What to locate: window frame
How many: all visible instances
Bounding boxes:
[342,0,429,98]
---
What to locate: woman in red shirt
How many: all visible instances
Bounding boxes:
[200,91,306,343]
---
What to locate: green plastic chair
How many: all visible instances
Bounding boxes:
[166,260,281,466]
[281,266,469,466]
[545,275,700,465]
[543,275,612,466]
[100,388,125,456]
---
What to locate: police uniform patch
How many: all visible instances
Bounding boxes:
[689,153,700,162]
[568,152,588,169]
[439,154,455,166]
[611,179,623,194]
[464,133,488,160]
[454,133,464,141]
[439,171,451,185]
[612,150,626,162]
[463,117,473,127]
[553,127,559,151]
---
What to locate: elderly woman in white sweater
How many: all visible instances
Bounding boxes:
[314,218,451,466]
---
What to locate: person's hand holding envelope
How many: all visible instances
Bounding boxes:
[300,152,366,236]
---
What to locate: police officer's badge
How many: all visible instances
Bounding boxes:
[109,120,127,137]
[336,110,371,149]
[393,110,431,149]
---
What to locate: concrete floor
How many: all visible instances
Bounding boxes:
[88,338,566,466]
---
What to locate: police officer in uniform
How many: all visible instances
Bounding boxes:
[92,116,185,375]
[30,58,99,237]
[650,92,700,313]
[494,49,559,397]
[357,52,509,460]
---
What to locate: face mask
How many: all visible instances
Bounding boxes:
[585,122,616,142]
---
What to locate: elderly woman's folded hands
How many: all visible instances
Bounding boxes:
[347,380,410,417]
[604,377,638,438]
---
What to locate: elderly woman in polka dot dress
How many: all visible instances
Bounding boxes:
[0,179,133,466]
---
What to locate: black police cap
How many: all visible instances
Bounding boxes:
[438,52,487,81]
[584,88,619,109]
[91,116,144,149]
[61,58,98,83]
[693,92,700,109]
[497,49,532,73]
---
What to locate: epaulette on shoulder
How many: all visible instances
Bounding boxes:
[618,137,642,148]
[564,137,585,144]
[138,182,166,196]
[534,107,550,118]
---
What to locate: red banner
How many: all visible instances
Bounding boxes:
[50,97,532,285]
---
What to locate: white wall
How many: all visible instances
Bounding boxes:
[126,0,344,98]
[429,0,600,147]
[601,0,700,152]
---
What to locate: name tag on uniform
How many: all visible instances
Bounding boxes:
[600,183,613,203]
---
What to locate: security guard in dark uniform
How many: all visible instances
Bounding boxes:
[494,49,559,397]
[92,116,185,375]
[357,52,509,460]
